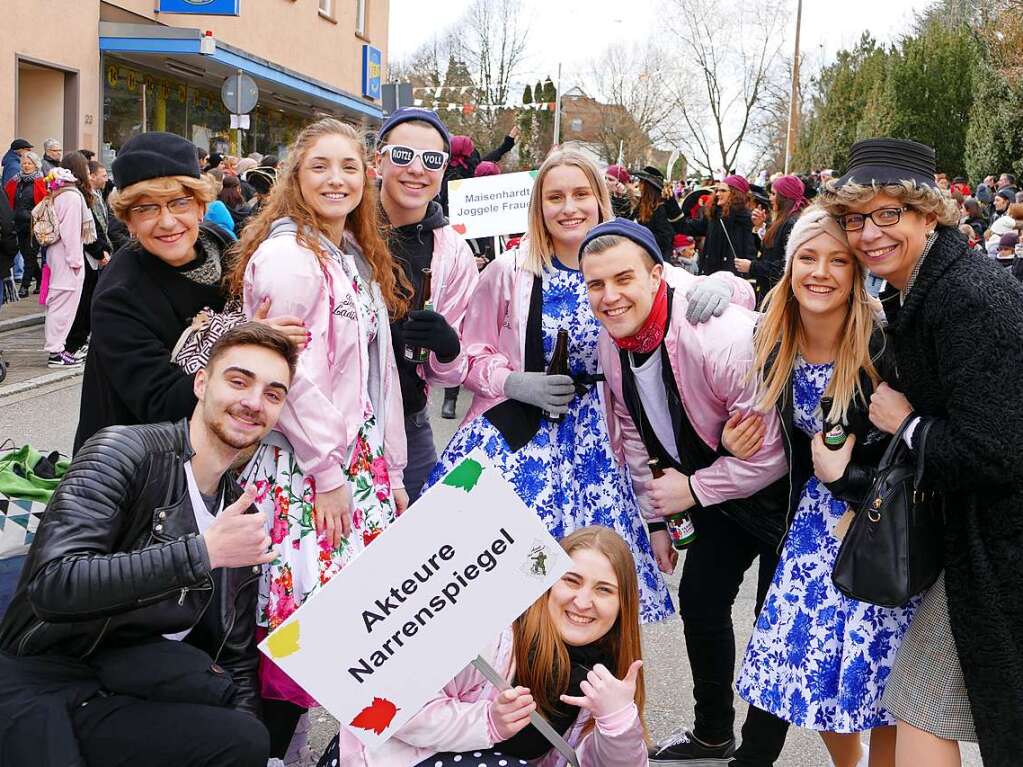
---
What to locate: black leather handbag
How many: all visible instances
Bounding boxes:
[832,417,943,608]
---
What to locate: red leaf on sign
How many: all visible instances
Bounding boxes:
[349,697,400,735]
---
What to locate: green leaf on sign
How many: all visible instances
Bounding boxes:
[442,458,484,492]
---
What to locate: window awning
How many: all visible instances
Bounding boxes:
[99,22,381,121]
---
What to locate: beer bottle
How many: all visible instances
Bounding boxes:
[649,457,696,550]
[544,329,570,423]
[404,268,433,364]
[820,396,848,451]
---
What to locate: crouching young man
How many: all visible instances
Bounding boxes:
[579,219,793,766]
[0,323,297,767]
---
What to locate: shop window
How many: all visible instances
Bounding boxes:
[570,118,582,133]
[356,0,367,37]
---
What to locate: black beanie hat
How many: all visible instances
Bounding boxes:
[579,217,664,265]
[112,132,201,190]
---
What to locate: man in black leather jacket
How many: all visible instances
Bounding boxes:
[0,323,297,767]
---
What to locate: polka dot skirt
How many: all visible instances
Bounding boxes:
[415,751,530,767]
[317,733,532,767]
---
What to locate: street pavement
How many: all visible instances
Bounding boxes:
[0,318,983,766]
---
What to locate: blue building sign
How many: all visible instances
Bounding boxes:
[158,0,241,15]
[362,45,382,100]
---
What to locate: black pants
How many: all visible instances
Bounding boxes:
[65,263,98,354]
[263,698,307,758]
[403,407,438,503]
[678,507,790,764]
[16,229,39,289]
[71,693,269,767]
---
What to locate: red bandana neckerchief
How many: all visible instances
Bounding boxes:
[611,280,669,354]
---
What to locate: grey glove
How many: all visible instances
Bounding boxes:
[685,277,732,324]
[504,372,576,415]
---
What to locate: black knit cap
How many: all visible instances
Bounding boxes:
[835,138,937,189]
[579,217,664,265]
[112,132,201,190]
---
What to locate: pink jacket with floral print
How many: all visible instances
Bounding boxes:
[338,626,649,767]
[599,294,787,521]
[243,227,406,492]
[418,225,480,387]
[458,248,756,427]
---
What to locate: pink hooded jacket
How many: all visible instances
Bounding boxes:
[338,627,648,767]
[459,247,756,426]
[599,294,787,521]
[418,225,480,388]
[243,224,406,492]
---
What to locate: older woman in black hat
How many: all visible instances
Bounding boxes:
[819,138,1023,767]
[73,132,305,452]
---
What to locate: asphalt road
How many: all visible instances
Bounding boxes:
[0,372,983,766]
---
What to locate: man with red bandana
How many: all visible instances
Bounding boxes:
[579,218,793,766]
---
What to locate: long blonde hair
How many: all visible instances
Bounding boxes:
[751,207,880,422]
[229,118,409,316]
[512,527,646,739]
[522,145,612,276]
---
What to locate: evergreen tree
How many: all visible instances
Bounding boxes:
[522,84,533,105]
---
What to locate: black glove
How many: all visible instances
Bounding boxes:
[403,309,460,363]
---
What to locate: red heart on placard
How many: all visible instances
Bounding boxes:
[452,223,467,235]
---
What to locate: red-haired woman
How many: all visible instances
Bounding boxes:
[231,117,410,758]
[338,527,650,766]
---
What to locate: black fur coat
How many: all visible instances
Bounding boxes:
[881,226,1023,765]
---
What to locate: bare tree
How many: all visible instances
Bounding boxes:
[659,0,790,174]
[587,44,680,166]
[388,0,529,150]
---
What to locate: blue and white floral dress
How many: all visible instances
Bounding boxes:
[426,260,674,623]
[736,358,919,732]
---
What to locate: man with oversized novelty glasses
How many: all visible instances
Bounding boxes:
[375,108,480,503]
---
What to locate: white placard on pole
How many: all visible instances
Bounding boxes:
[447,170,537,240]
[258,451,569,751]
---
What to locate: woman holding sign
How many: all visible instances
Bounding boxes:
[427,146,752,624]
[230,117,410,758]
[337,526,650,766]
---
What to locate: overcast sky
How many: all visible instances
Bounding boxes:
[388,0,936,85]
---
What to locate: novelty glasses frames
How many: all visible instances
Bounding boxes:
[378,144,449,172]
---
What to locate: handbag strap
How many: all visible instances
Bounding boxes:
[875,414,917,472]
[719,218,739,262]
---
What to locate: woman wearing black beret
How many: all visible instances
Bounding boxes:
[820,138,1023,767]
[73,132,305,451]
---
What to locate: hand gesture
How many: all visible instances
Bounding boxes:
[751,207,767,228]
[509,125,521,141]
[560,661,643,719]
[316,484,353,550]
[252,297,309,350]
[868,383,913,435]
[650,529,678,574]
[734,257,752,274]
[490,686,536,740]
[648,467,696,517]
[811,431,856,483]
[721,411,765,460]
[203,488,275,569]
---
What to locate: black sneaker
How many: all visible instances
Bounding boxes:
[649,727,736,765]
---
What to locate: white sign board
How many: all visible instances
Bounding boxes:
[258,451,568,750]
[447,170,537,239]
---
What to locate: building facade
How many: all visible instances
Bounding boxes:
[3,0,387,165]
